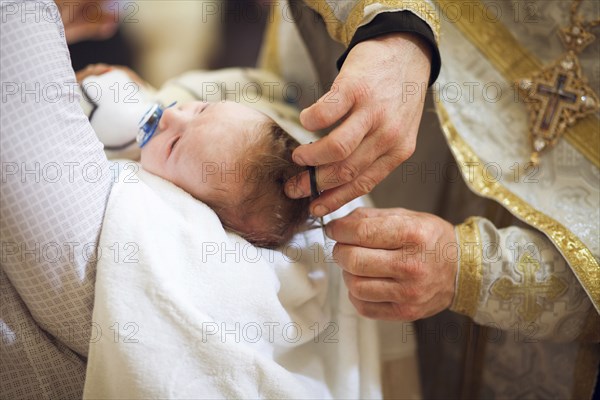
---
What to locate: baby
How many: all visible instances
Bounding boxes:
[78,66,311,248]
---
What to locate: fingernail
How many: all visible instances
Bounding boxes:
[293,152,306,166]
[313,204,329,217]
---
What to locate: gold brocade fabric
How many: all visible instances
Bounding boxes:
[451,217,483,318]
[436,3,600,397]
[303,0,440,46]
[438,103,600,311]
[434,0,600,312]
[489,252,569,323]
[436,0,600,167]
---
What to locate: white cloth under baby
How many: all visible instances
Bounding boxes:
[82,162,381,399]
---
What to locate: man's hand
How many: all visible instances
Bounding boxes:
[76,64,148,86]
[285,33,431,217]
[55,0,118,44]
[325,208,458,321]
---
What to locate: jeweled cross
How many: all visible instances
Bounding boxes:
[490,253,568,323]
[536,74,578,134]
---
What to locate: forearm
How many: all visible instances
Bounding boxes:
[451,217,599,342]
[1,0,113,355]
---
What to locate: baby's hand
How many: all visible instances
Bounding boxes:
[76,64,148,87]
[75,63,112,83]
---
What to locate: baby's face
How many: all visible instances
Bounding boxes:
[140,101,270,202]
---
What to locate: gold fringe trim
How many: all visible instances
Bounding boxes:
[438,103,600,312]
[435,0,599,168]
[451,217,483,318]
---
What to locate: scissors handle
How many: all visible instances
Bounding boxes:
[309,165,320,200]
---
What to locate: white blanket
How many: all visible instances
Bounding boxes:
[83,163,381,399]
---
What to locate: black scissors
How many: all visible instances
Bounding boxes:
[308,166,327,242]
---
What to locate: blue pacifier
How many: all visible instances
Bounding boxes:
[136,101,177,148]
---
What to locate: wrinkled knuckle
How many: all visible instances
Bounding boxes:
[346,247,362,274]
[351,80,371,102]
[312,107,329,126]
[380,133,395,151]
[403,262,422,280]
[352,207,369,218]
[328,138,353,160]
[354,175,378,196]
[373,104,386,122]
[400,140,417,161]
[407,216,426,243]
[359,112,375,133]
[388,216,406,244]
[338,163,359,183]
[356,220,374,246]
[412,263,427,281]
[401,285,421,303]
[383,151,405,171]
[389,254,405,277]
[389,303,408,321]
[390,286,403,303]
[368,108,387,134]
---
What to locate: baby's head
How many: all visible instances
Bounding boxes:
[140,101,310,248]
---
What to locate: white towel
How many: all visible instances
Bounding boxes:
[83,162,381,399]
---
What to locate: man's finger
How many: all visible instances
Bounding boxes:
[342,207,406,220]
[292,109,371,166]
[65,20,117,44]
[309,154,399,216]
[299,83,354,131]
[327,214,413,249]
[342,271,399,302]
[332,243,418,280]
[316,129,393,192]
[347,293,400,320]
[284,170,311,199]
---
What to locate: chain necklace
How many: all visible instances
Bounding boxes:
[517,0,600,165]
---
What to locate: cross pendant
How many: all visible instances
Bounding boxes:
[517,52,598,165]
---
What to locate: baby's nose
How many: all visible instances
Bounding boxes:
[159,107,183,131]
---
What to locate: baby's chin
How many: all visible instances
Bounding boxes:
[138,148,161,176]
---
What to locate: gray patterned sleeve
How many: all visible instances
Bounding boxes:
[451,217,596,342]
[1,0,113,357]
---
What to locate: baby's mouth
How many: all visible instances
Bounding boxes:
[166,135,181,160]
